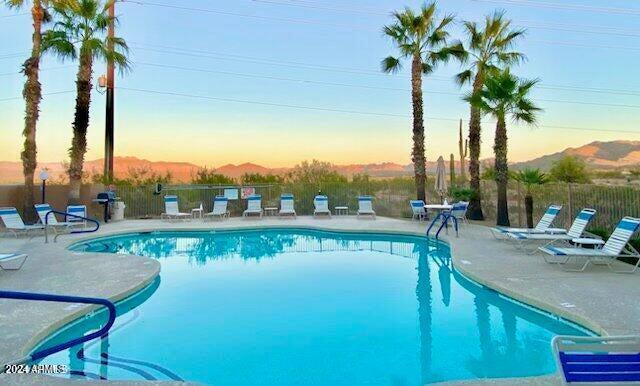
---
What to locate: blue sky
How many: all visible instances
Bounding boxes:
[0,0,638,167]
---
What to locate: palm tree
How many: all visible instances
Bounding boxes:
[42,0,129,203]
[512,168,548,228]
[382,2,465,202]
[456,12,525,220]
[466,69,540,226]
[3,0,68,220]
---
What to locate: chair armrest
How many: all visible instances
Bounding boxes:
[571,238,605,246]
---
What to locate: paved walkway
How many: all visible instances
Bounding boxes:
[0,216,638,385]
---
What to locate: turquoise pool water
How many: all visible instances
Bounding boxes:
[37,229,587,385]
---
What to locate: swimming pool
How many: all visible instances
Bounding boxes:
[36,228,588,385]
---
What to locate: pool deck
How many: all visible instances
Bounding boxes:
[1,216,639,385]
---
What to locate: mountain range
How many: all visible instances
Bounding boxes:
[1,140,638,184]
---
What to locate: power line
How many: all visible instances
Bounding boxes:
[131,43,640,97]
[0,90,74,102]
[133,61,640,109]
[115,86,640,134]
[0,65,75,77]
[469,0,640,16]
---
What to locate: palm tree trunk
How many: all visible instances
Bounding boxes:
[467,73,484,220]
[20,0,44,222]
[411,54,427,202]
[68,52,93,204]
[494,117,510,226]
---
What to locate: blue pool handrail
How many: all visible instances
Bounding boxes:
[44,210,100,243]
[426,212,459,239]
[0,291,116,364]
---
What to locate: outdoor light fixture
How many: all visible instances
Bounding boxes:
[97,74,107,94]
[39,169,49,204]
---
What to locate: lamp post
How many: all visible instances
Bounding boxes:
[104,0,115,183]
[39,170,49,204]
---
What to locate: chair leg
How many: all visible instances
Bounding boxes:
[561,257,591,272]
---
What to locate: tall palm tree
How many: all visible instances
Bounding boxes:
[43,0,129,203]
[456,12,525,220]
[382,2,465,202]
[3,0,67,220]
[465,69,540,226]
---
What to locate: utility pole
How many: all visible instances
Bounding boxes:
[104,0,115,182]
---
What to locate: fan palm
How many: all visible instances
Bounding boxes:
[456,12,525,220]
[382,2,465,202]
[465,69,541,226]
[512,168,548,228]
[43,0,129,203]
[3,0,69,220]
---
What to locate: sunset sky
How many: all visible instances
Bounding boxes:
[0,0,638,168]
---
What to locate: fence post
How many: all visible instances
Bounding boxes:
[567,183,573,228]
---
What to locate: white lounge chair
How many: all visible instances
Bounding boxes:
[279,194,296,218]
[0,253,28,270]
[161,195,192,221]
[205,196,229,220]
[539,216,640,273]
[491,205,564,239]
[553,335,640,384]
[66,205,88,228]
[313,195,331,218]
[508,208,597,251]
[0,207,44,237]
[243,195,263,218]
[410,200,428,221]
[357,196,376,219]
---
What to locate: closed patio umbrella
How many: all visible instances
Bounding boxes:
[434,156,448,203]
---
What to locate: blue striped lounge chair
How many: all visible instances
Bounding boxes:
[507,208,597,251]
[205,196,229,220]
[410,200,427,221]
[243,195,263,218]
[539,216,640,273]
[313,195,331,218]
[0,253,28,270]
[161,195,192,221]
[35,204,80,235]
[357,196,376,219]
[491,205,565,239]
[0,207,44,237]
[279,194,296,218]
[553,335,640,384]
[448,201,469,225]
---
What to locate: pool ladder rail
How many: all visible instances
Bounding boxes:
[0,291,116,366]
[44,210,100,243]
[426,212,459,239]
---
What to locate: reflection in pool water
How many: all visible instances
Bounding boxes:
[37,229,588,385]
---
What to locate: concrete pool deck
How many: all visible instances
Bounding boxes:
[1,216,639,385]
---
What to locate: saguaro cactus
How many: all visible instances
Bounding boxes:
[458,119,468,182]
[450,153,456,188]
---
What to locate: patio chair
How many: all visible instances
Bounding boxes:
[0,253,28,270]
[279,194,296,218]
[243,195,263,218]
[507,208,597,251]
[553,335,640,384]
[161,195,192,221]
[0,207,44,237]
[205,196,229,220]
[313,195,331,218]
[66,205,88,228]
[490,205,564,239]
[448,201,469,224]
[410,200,428,221]
[538,216,640,273]
[357,196,376,219]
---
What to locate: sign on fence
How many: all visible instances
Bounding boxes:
[241,187,256,199]
[224,188,239,200]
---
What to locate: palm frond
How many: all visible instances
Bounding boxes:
[455,69,474,86]
[381,56,402,73]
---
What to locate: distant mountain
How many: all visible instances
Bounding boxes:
[513,141,640,171]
